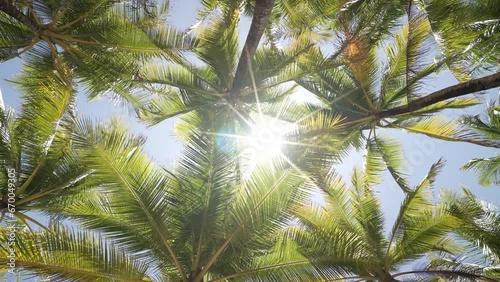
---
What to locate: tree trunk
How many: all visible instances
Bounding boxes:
[230,0,275,97]
[188,268,203,282]
[0,0,43,34]
[377,71,500,118]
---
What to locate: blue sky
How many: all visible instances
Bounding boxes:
[1,0,499,218]
[0,1,499,275]
[1,0,498,221]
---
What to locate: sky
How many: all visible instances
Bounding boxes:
[0,1,499,279]
[0,0,498,219]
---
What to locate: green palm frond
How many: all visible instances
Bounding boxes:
[249,36,316,88]
[1,0,191,107]
[143,24,198,57]
[408,257,500,282]
[297,67,369,120]
[460,101,500,186]
[404,97,482,117]
[0,54,93,224]
[462,156,500,187]
[380,13,433,106]
[294,166,386,279]
[139,84,218,126]
[350,167,386,259]
[285,110,360,172]
[312,169,359,234]
[404,11,433,100]
[443,188,500,264]
[0,14,33,61]
[421,0,500,79]
[385,115,500,148]
[11,58,75,191]
[293,160,486,281]
[293,207,375,279]
[461,103,500,139]
[59,120,317,281]
[193,3,240,90]
[365,134,410,192]
[138,57,223,95]
[63,118,179,257]
[388,160,461,266]
[281,224,370,280]
[0,224,152,281]
[173,111,204,142]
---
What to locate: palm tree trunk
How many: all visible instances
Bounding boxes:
[230,0,275,97]
[377,71,500,118]
[0,0,43,34]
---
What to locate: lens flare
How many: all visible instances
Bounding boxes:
[246,120,284,162]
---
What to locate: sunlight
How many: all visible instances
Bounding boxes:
[246,120,284,160]
[239,119,286,179]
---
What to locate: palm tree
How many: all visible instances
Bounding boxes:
[294,0,500,119]
[284,7,500,186]
[3,125,500,281]
[1,1,500,281]
[136,0,411,130]
[0,0,195,106]
[460,101,500,186]
[0,117,322,281]
[289,159,499,281]
[0,61,92,229]
[137,0,303,130]
[135,0,500,177]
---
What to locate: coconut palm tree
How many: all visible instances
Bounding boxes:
[460,101,500,186]
[289,159,500,281]
[0,115,323,282]
[0,224,152,281]
[136,0,500,179]
[284,7,500,186]
[137,0,302,129]
[3,128,500,281]
[292,0,500,121]
[1,1,499,281]
[136,0,412,130]
[0,61,92,229]
[0,0,195,106]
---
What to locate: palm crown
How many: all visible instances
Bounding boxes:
[291,159,499,281]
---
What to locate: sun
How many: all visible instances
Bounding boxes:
[245,119,284,162]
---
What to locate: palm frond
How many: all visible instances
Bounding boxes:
[193,3,240,90]
[0,224,151,281]
[365,134,410,192]
[443,188,500,264]
[349,167,386,260]
[389,161,461,265]
[462,156,500,187]
[386,115,500,148]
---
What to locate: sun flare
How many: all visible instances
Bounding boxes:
[242,119,287,165]
[247,125,284,156]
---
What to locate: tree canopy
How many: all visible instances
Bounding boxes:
[0,0,499,281]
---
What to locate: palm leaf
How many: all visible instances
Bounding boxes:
[462,156,500,187]
[444,188,500,264]
[386,115,500,148]
[365,134,410,192]
[0,224,151,281]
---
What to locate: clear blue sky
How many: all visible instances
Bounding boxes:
[0,0,499,257]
